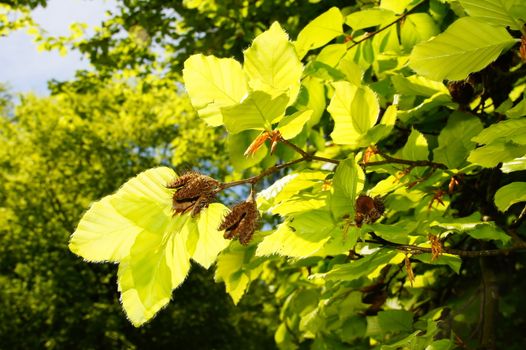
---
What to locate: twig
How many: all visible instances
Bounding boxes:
[347,1,427,51]
[364,239,525,258]
[279,137,340,165]
[364,149,448,170]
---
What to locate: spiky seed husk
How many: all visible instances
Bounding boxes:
[219,201,259,245]
[174,174,219,201]
[166,171,200,189]
[354,195,385,227]
[191,192,216,217]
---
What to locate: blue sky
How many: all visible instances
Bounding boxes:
[0,0,116,95]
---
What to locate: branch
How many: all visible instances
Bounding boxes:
[363,149,448,170]
[365,238,526,258]
[279,137,340,165]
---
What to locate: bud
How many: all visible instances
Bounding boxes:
[219,201,260,245]
[520,35,526,63]
[167,172,219,217]
[447,80,475,105]
[354,195,385,227]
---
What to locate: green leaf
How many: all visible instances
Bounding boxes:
[345,8,397,30]
[301,77,326,127]
[329,82,380,145]
[257,170,328,211]
[377,310,413,333]
[244,22,303,101]
[69,196,143,262]
[468,141,526,168]
[506,96,526,118]
[277,110,313,139]
[295,7,344,59]
[472,118,526,145]
[331,157,365,219]
[193,203,231,269]
[380,0,412,14]
[468,224,511,244]
[433,112,484,168]
[409,17,516,81]
[118,216,191,327]
[183,54,248,126]
[118,256,170,327]
[317,250,398,281]
[390,74,448,97]
[256,211,334,257]
[501,156,526,173]
[221,91,288,134]
[459,0,525,30]
[495,182,526,211]
[400,13,439,50]
[227,130,268,171]
[69,167,176,262]
[401,128,429,161]
[412,253,462,273]
[214,244,262,304]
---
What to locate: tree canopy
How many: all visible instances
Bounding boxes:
[2,0,526,349]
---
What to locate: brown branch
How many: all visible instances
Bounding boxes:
[279,137,340,165]
[363,149,448,170]
[364,239,525,258]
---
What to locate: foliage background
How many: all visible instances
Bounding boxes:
[1,0,526,349]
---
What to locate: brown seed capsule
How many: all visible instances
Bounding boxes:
[219,201,260,245]
[354,195,385,227]
[447,80,475,105]
[167,172,219,217]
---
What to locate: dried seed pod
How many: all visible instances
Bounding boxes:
[354,195,385,227]
[166,171,199,189]
[447,80,475,105]
[174,174,219,201]
[219,201,260,245]
[167,172,219,217]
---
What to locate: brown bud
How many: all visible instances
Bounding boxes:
[354,195,385,227]
[167,172,219,217]
[447,80,475,105]
[520,35,526,63]
[219,201,260,245]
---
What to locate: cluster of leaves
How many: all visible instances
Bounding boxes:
[69,0,526,349]
[0,74,279,349]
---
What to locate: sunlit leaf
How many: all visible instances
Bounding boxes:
[295,7,344,59]
[183,54,248,126]
[244,22,303,102]
[494,182,526,211]
[221,91,288,134]
[329,81,380,145]
[409,17,516,81]
[345,8,396,30]
[277,110,313,140]
[256,211,334,257]
[433,112,483,168]
[459,0,525,30]
[193,203,231,269]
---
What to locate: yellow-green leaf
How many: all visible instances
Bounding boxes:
[193,203,231,269]
[277,110,313,139]
[221,91,288,134]
[183,54,248,126]
[244,22,303,102]
[409,17,516,81]
[69,196,142,262]
[329,81,380,145]
[295,7,343,59]
[494,182,526,211]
